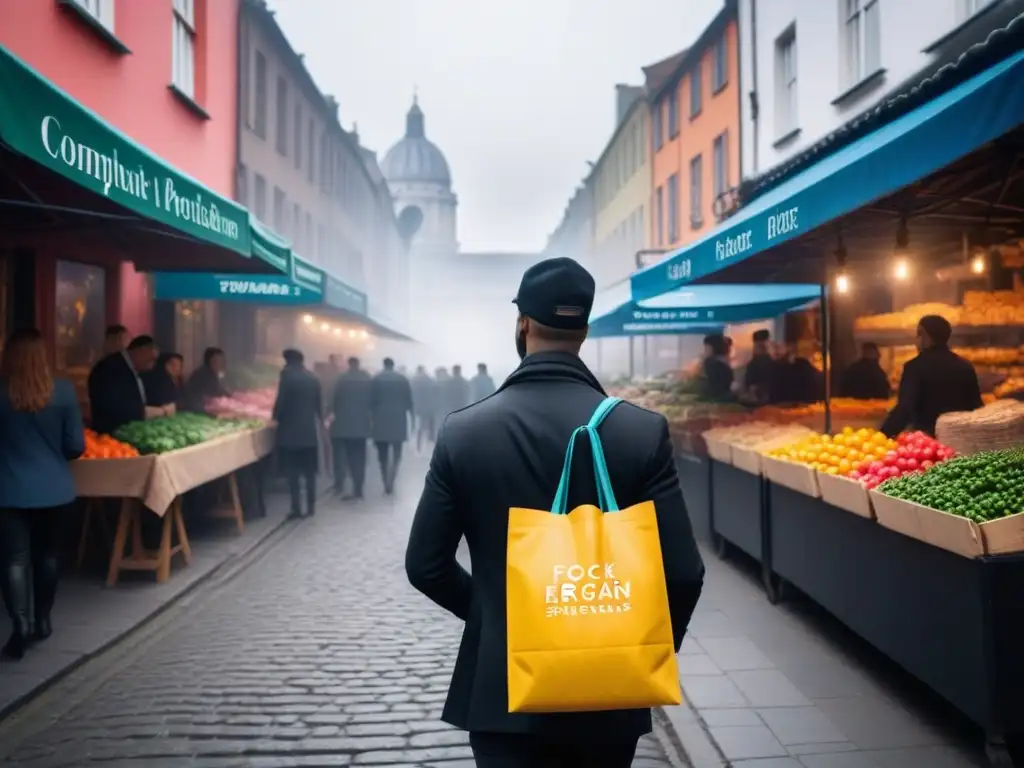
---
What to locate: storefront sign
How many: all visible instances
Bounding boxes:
[325,276,368,316]
[153,272,309,305]
[290,256,325,295]
[632,309,709,322]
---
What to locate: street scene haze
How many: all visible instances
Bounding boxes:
[2,1,1024,767]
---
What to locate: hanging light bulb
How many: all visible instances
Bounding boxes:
[835,273,850,294]
[302,314,314,325]
[834,233,850,294]
[892,217,911,281]
[319,322,330,332]
[970,254,986,275]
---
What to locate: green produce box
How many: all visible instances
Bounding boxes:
[869,490,1024,558]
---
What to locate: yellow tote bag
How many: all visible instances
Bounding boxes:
[506,396,682,713]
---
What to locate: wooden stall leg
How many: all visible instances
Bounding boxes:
[106,499,132,588]
[76,500,94,571]
[228,473,245,535]
[173,498,192,564]
[131,502,146,559]
[155,510,174,584]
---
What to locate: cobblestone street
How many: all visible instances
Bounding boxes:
[0,457,678,768]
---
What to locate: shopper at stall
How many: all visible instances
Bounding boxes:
[183,347,230,413]
[102,324,128,357]
[0,328,85,660]
[441,365,471,415]
[700,334,734,401]
[142,352,184,409]
[328,357,373,500]
[371,357,414,495]
[273,349,322,519]
[411,365,439,452]
[470,363,497,403]
[88,335,167,435]
[770,342,822,405]
[881,315,983,437]
[743,329,775,402]
[840,342,891,400]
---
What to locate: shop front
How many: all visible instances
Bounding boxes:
[625,24,1024,764]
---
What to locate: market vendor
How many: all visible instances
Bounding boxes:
[743,329,775,402]
[881,314,983,437]
[839,342,891,400]
[770,342,822,405]
[142,352,184,409]
[183,347,231,413]
[87,335,169,435]
[701,333,734,401]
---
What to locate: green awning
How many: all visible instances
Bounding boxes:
[250,216,292,274]
[0,43,264,265]
[290,253,325,295]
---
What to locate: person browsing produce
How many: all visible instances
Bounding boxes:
[142,352,184,410]
[840,342,891,400]
[881,315,983,437]
[184,347,230,413]
[700,333,734,401]
[743,329,775,402]
[88,335,171,435]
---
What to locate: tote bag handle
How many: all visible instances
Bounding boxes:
[551,397,623,514]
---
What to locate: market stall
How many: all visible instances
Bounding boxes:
[625,23,1024,763]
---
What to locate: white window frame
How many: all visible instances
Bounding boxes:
[172,0,196,99]
[775,27,798,137]
[842,0,880,89]
[75,0,115,32]
[713,132,729,200]
[689,154,703,228]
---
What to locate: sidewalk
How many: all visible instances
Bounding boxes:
[0,493,294,717]
[664,547,988,767]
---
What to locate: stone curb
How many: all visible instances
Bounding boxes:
[659,699,730,768]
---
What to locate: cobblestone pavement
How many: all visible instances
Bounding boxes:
[0,456,678,767]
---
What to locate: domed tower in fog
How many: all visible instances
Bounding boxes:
[381,97,458,256]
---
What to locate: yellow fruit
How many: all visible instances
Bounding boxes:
[826,466,840,475]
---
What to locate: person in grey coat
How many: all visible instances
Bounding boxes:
[411,365,439,452]
[469,363,496,403]
[272,349,322,519]
[370,358,414,495]
[442,364,471,417]
[328,357,372,500]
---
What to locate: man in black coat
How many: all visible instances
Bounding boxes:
[405,257,705,767]
[840,342,892,401]
[272,349,323,519]
[370,358,414,495]
[88,335,168,435]
[881,315,982,437]
[441,364,471,416]
[329,357,373,500]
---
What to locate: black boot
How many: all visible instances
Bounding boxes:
[32,555,58,642]
[1,564,31,660]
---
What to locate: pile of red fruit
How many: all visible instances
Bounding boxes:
[848,431,956,489]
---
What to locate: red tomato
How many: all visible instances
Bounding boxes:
[849,470,862,480]
[896,457,908,471]
[884,451,899,465]
[869,460,885,474]
[921,446,936,461]
[906,457,919,471]
[920,460,934,470]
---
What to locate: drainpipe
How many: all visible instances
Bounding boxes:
[748,0,760,175]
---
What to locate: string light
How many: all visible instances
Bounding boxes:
[893,258,910,281]
[834,233,850,294]
[302,314,313,325]
[835,273,850,294]
[892,217,911,281]
[970,254,986,274]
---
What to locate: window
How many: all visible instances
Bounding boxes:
[54,260,106,375]
[275,76,288,156]
[667,173,679,244]
[957,0,995,21]
[655,186,664,246]
[305,213,313,253]
[171,0,196,99]
[253,174,266,221]
[273,187,286,234]
[307,120,315,183]
[775,28,798,136]
[712,36,728,92]
[320,132,330,192]
[689,155,703,228]
[74,0,115,32]
[292,203,301,248]
[689,67,702,118]
[842,0,881,88]
[253,50,267,138]
[653,101,664,150]
[668,88,680,138]
[236,163,248,206]
[713,132,729,200]
[293,104,303,169]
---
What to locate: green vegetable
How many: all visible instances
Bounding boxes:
[113,413,257,455]
[879,448,1024,523]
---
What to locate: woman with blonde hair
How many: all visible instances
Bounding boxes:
[0,328,85,660]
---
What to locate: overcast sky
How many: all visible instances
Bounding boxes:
[269,0,722,253]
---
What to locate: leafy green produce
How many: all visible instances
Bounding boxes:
[879,448,1024,524]
[114,413,260,455]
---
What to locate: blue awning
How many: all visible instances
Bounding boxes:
[631,49,1024,300]
[589,283,818,338]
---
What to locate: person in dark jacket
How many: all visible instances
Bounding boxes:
[405,257,704,767]
[0,329,86,660]
[840,342,892,401]
[881,315,982,437]
[700,333,734,400]
[142,352,184,409]
[441,364,471,416]
[328,357,373,500]
[183,347,230,413]
[469,362,497,402]
[88,335,167,435]
[370,358,414,495]
[743,329,775,402]
[770,342,823,405]
[273,349,323,518]
[411,365,439,452]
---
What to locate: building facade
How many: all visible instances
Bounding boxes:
[648,0,742,255]
[0,0,239,371]
[737,0,1022,181]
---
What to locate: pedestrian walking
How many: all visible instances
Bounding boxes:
[405,257,704,766]
[370,358,414,495]
[328,357,372,500]
[272,349,322,519]
[411,365,439,452]
[469,362,496,403]
[0,329,86,660]
[441,364,471,416]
